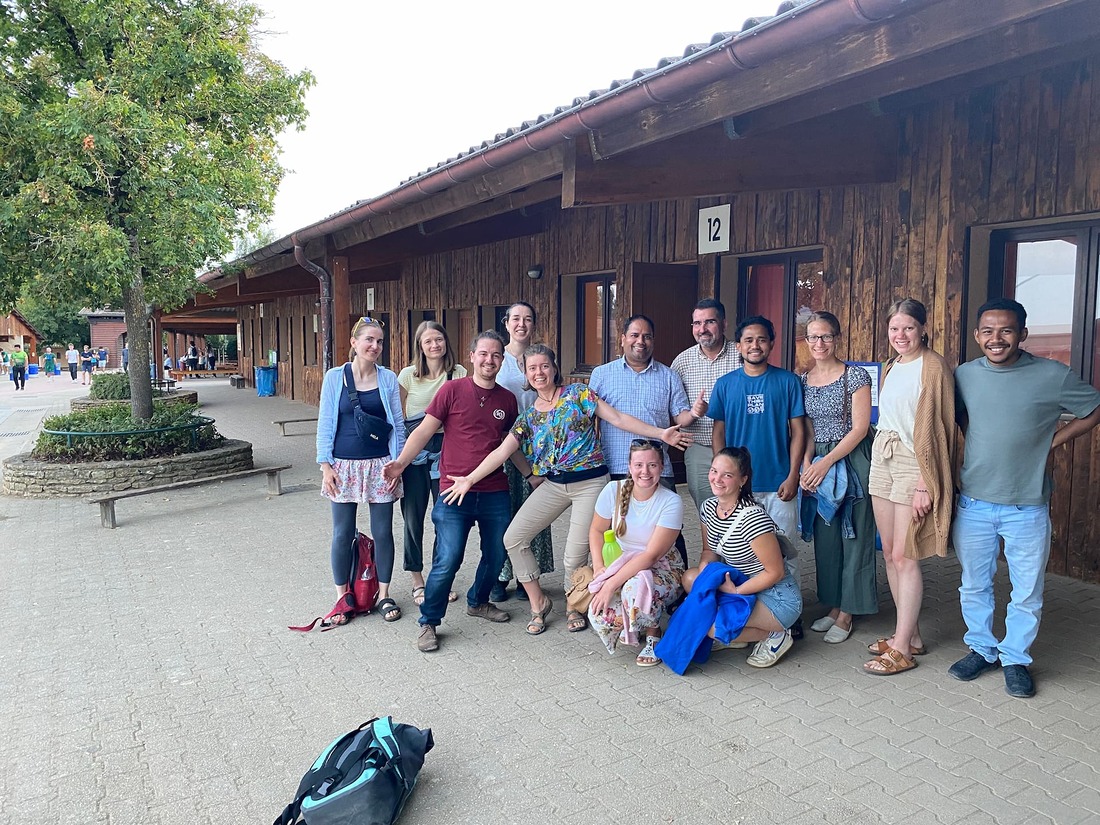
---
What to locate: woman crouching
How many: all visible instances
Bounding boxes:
[662,447,802,672]
[587,439,685,667]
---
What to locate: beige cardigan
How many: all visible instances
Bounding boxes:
[880,349,958,559]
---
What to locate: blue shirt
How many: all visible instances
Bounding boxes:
[589,357,691,477]
[709,366,805,492]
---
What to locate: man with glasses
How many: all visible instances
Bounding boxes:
[672,299,743,515]
[384,330,532,652]
[709,315,807,661]
[590,314,705,566]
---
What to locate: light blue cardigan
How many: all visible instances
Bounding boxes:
[316,363,406,465]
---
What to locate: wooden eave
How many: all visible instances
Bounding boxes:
[587,0,1096,160]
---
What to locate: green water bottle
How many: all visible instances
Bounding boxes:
[602,529,622,567]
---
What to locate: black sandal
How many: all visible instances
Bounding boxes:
[376,597,402,622]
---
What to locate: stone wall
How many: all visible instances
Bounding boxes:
[1,439,253,497]
[70,391,199,412]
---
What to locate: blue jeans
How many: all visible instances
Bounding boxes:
[952,495,1051,667]
[420,491,510,627]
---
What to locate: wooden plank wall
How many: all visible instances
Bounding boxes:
[248,55,1100,580]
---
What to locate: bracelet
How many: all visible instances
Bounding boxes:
[915,488,928,493]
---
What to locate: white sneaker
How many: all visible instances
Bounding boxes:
[746,630,793,668]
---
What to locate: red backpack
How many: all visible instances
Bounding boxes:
[289,532,378,632]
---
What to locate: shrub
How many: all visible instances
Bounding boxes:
[88,372,131,400]
[32,402,224,462]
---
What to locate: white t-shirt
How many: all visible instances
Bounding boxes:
[497,351,536,410]
[877,356,923,450]
[594,481,683,554]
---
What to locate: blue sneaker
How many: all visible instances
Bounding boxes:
[948,651,998,682]
[1003,664,1035,698]
[746,630,793,668]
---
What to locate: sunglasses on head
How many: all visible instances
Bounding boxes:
[630,439,664,451]
[358,316,385,328]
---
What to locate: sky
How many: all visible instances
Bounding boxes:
[255,0,784,238]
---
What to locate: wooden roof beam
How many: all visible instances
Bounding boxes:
[566,108,898,206]
[589,0,1088,159]
[332,144,567,250]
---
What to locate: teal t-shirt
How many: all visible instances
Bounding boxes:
[956,351,1100,505]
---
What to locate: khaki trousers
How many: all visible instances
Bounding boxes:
[505,476,606,584]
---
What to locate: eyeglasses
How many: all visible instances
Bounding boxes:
[630,439,664,451]
[691,319,720,328]
[357,316,385,328]
[805,334,836,344]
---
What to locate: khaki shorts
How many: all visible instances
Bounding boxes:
[868,430,920,505]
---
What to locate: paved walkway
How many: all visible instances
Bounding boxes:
[1,376,1099,824]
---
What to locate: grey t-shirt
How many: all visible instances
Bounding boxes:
[956,351,1100,505]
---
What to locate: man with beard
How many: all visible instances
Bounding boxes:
[950,298,1100,698]
[589,314,704,566]
[672,299,743,514]
[383,331,529,652]
[708,315,807,664]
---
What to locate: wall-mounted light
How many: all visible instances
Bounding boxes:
[526,265,544,280]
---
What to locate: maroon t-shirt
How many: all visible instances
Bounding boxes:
[425,378,517,493]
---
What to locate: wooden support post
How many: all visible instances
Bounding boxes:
[100,501,117,529]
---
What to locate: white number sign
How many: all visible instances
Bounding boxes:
[698,204,732,254]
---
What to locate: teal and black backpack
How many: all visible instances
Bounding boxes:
[274,717,434,825]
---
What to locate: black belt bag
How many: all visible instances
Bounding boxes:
[345,364,393,445]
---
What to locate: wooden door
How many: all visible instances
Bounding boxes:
[629,262,699,483]
[629,263,698,366]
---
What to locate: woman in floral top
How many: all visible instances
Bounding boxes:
[444,344,690,636]
[799,311,877,645]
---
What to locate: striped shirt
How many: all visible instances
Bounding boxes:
[671,340,743,445]
[700,498,776,577]
[588,357,691,477]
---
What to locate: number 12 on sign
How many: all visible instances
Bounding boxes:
[698,204,732,254]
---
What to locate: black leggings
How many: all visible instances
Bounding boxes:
[69,363,78,380]
[329,501,395,587]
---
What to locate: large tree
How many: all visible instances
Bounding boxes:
[0,0,311,417]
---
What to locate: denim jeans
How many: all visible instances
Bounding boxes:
[420,491,510,627]
[952,495,1051,667]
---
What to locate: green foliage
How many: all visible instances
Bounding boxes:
[32,402,223,462]
[14,291,91,348]
[0,0,312,418]
[88,371,130,400]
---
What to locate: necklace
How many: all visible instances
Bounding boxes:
[716,499,739,518]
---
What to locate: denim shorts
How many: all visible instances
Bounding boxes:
[756,571,803,630]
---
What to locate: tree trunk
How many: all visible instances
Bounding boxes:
[122,264,154,421]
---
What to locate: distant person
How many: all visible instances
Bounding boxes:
[186,341,199,371]
[42,347,56,380]
[950,298,1100,699]
[96,346,108,372]
[9,344,27,390]
[80,345,94,385]
[1,348,7,376]
[65,344,79,381]
[122,345,130,371]
[206,346,216,371]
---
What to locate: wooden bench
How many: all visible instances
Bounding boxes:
[229,374,246,389]
[273,418,316,436]
[89,464,292,528]
[168,369,241,380]
[151,378,177,393]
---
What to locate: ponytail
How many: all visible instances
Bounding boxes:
[615,478,633,537]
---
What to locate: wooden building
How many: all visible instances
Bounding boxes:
[181,0,1100,581]
[0,310,41,361]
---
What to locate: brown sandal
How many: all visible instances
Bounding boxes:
[863,646,917,676]
[565,609,588,632]
[868,638,927,656]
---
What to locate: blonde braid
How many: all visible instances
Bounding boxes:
[615,478,633,537]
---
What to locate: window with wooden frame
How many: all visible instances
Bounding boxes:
[990,223,1100,389]
[737,251,825,372]
[576,273,616,372]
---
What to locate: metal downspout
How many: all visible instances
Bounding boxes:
[293,239,334,371]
